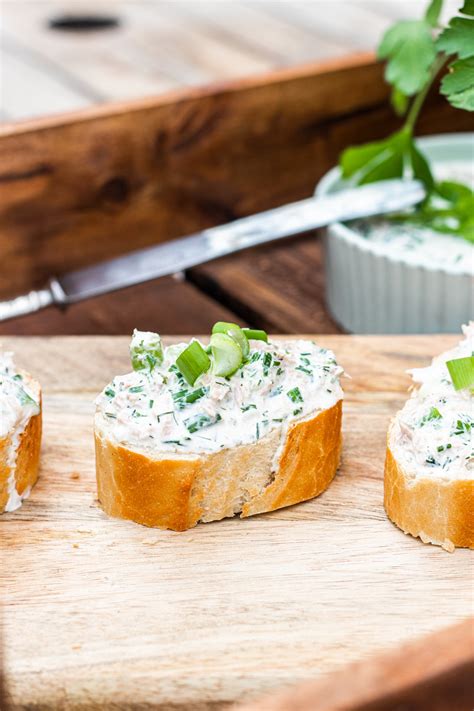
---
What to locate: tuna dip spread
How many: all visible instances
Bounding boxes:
[389,323,474,480]
[95,323,343,459]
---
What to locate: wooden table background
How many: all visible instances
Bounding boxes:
[1,0,460,124]
[0,1,465,338]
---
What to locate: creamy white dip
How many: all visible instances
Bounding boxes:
[0,352,40,511]
[96,336,343,459]
[350,161,474,273]
[390,324,474,481]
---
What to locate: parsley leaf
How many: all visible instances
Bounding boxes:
[378,20,437,96]
[340,128,434,191]
[437,1,474,111]
[440,58,474,110]
[437,16,474,60]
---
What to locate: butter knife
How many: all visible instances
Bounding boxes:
[0,179,424,322]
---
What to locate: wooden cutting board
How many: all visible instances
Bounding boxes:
[1,335,472,710]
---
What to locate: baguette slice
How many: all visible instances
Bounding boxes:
[0,368,42,514]
[95,333,343,531]
[384,326,474,552]
[95,400,342,531]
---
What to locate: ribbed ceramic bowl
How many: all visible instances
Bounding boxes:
[316,133,474,334]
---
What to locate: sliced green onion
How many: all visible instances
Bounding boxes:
[210,333,243,378]
[212,321,249,358]
[176,341,211,386]
[130,330,163,372]
[242,328,268,342]
[446,356,474,391]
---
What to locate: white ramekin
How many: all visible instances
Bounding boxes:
[316,133,474,334]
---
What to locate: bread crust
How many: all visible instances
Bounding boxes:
[384,442,474,552]
[0,383,42,513]
[95,400,342,531]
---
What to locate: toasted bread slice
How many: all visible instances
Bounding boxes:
[95,400,342,531]
[384,326,473,551]
[0,369,42,513]
[95,333,343,531]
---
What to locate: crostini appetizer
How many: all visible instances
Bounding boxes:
[385,324,474,551]
[95,324,343,530]
[0,351,42,513]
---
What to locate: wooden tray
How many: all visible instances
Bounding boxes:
[1,54,472,336]
[1,334,472,709]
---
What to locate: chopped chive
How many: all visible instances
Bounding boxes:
[176,341,211,386]
[287,387,303,404]
[421,406,442,425]
[293,408,303,416]
[295,366,312,376]
[446,356,474,391]
[241,404,257,412]
[149,399,154,409]
[129,385,144,393]
[13,374,23,381]
[185,412,222,434]
[454,419,471,435]
[263,352,272,376]
[104,388,115,398]
[437,445,444,452]
[185,386,208,404]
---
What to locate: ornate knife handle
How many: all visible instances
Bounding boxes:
[0,278,66,323]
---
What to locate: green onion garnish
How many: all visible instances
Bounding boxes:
[212,322,249,359]
[242,328,268,342]
[446,356,474,391]
[210,333,243,378]
[176,341,211,386]
[130,330,163,372]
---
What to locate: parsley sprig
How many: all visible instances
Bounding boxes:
[339,0,473,243]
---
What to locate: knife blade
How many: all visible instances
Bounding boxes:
[0,179,424,322]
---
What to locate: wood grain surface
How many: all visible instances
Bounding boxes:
[1,334,472,710]
[2,1,451,122]
[2,53,472,303]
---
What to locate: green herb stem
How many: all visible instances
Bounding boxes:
[405,53,449,132]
